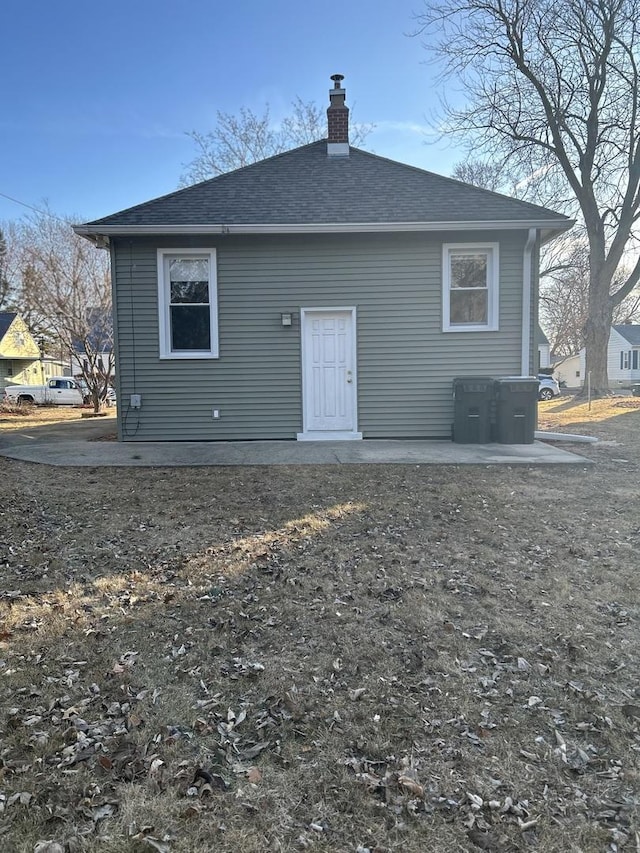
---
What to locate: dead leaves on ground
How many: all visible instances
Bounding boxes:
[0,643,283,851]
[2,455,640,850]
[2,594,639,851]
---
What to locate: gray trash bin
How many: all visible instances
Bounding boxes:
[494,377,538,444]
[452,377,494,443]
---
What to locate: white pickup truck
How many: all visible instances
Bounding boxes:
[3,377,84,406]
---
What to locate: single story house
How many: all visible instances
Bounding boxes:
[536,325,551,370]
[75,75,573,442]
[553,354,582,388]
[579,324,640,388]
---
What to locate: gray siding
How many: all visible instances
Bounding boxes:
[112,231,529,441]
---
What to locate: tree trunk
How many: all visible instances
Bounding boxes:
[579,268,614,396]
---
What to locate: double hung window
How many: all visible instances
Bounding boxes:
[158,249,218,358]
[442,243,499,332]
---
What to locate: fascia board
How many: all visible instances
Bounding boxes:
[74,219,574,238]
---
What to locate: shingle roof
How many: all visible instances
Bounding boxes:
[0,312,17,342]
[614,324,640,345]
[536,324,550,345]
[82,141,572,230]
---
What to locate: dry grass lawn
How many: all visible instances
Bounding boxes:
[0,397,639,852]
[0,405,116,432]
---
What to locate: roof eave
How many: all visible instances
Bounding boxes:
[74,218,574,240]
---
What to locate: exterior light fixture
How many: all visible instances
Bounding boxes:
[281,313,292,327]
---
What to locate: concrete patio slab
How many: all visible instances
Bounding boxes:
[0,423,593,467]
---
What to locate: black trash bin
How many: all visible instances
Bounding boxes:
[494,377,538,444]
[452,377,495,443]
[632,384,640,397]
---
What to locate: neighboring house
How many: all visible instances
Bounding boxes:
[42,356,71,379]
[71,350,114,380]
[536,325,551,370]
[0,312,43,391]
[70,307,115,379]
[579,324,640,388]
[75,75,573,442]
[553,354,582,388]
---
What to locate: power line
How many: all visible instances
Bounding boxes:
[0,191,70,224]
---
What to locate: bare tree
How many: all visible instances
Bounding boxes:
[451,160,640,356]
[181,96,374,185]
[12,211,114,412]
[540,238,640,355]
[450,159,586,354]
[417,0,640,394]
[0,228,12,311]
[539,241,592,356]
[451,160,514,194]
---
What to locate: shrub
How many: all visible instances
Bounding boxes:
[0,399,33,416]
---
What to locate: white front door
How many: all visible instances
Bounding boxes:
[298,308,361,440]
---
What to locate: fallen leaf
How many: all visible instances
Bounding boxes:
[182,804,201,818]
[239,741,270,761]
[467,829,501,850]
[139,838,171,853]
[8,791,33,807]
[193,768,227,792]
[92,803,116,822]
[62,706,80,720]
[398,775,424,797]
[467,792,484,810]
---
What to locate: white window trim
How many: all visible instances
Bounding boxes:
[442,242,499,332]
[157,248,219,359]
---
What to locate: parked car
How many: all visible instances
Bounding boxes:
[3,377,84,406]
[78,382,117,406]
[538,374,561,401]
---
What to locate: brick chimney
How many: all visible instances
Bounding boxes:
[327,74,349,157]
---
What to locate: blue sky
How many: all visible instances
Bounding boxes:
[1,0,465,224]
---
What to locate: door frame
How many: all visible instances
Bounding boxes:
[297,306,362,441]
